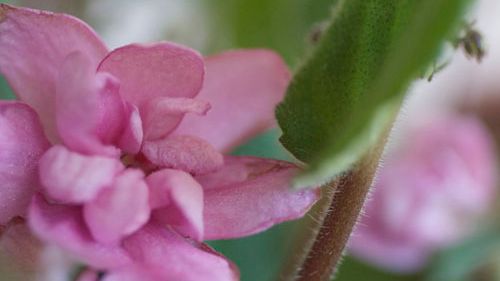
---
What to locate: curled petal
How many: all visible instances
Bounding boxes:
[142,97,210,141]
[122,223,239,281]
[118,104,143,154]
[29,195,132,269]
[97,42,204,139]
[196,156,320,240]
[175,50,290,152]
[39,145,124,204]
[0,4,108,141]
[56,52,124,157]
[146,169,204,241]
[0,102,49,224]
[142,135,223,175]
[84,169,150,245]
[95,76,129,147]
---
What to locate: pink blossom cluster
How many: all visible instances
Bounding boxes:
[349,115,497,272]
[0,5,319,280]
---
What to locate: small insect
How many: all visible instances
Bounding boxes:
[425,60,450,82]
[453,21,485,62]
[422,21,485,82]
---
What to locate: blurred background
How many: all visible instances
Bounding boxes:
[1,0,500,281]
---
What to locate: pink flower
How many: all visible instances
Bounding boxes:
[0,4,319,280]
[349,115,497,272]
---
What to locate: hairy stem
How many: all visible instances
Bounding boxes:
[282,125,392,281]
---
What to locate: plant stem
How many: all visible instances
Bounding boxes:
[282,125,392,281]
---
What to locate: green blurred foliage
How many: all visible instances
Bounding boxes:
[426,228,500,281]
[209,221,299,281]
[276,0,472,187]
[335,256,421,281]
[0,76,14,100]
[204,0,335,66]
[231,129,292,161]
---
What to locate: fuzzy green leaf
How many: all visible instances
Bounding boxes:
[276,0,472,187]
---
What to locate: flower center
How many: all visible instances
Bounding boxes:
[120,153,158,175]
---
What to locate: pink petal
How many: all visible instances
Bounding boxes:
[117,104,143,154]
[348,115,498,273]
[142,97,210,141]
[0,102,49,224]
[56,52,125,157]
[196,156,320,240]
[103,267,161,281]
[94,76,130,149]
[175,50,290,152]
[84,169,150,245]
[28,195,132,269]
[122,223,239,281]
[146,169,204,241]
[142,135,223,175]
[39,145,124,204]
[0,4,108,141]
[97,43,205,139]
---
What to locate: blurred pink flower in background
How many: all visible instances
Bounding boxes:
[0,4,319,281]
[349,115,497,272]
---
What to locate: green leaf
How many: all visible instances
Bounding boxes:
[276,0,472,187]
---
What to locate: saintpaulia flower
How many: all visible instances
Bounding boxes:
[0,4,319,280]
[349,115,497,272]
